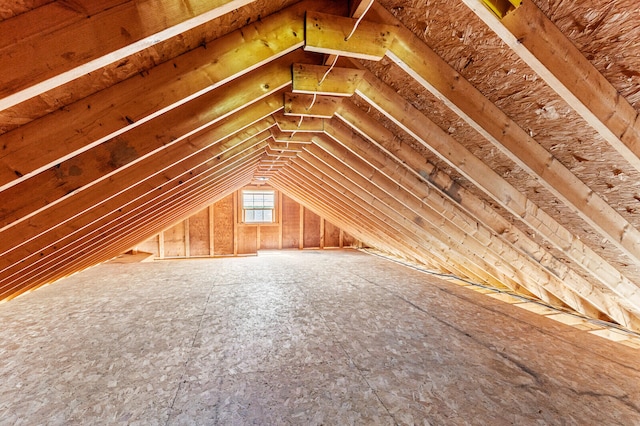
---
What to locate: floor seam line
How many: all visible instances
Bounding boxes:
[164,277,218,426]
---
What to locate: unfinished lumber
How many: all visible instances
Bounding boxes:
[0,53,298,232]
[370,3,640,269]
[292,63,365,96]
[304,11,396,60]
[335,99,640,329]
[462,0,640,174]
[355,72,640,315]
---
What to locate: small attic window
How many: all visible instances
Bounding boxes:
[242,190,275,223]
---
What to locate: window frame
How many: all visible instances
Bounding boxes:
[241,189,276,224]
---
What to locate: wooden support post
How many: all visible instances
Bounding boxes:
[256,224,261,252]
[278,191,283,249]
[299,205,305,250]
[209,205,215,257]
[320,218,325,249]
[158,231,165,259]
[304,11,395,61]
[184,218,190,258]
[233,191,238,256]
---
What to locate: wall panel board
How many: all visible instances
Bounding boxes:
[324,221,341,248]
[163,222,185,257]
[138,188,356,258]
[282,194,301,249]
[214,194,234,256]
[303,208,321,248]
[189,208,210,256]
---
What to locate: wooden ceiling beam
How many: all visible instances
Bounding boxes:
[332,104,638,328]
[301,141,515,290]
[462,0,640,174]
[321,124,592,311]
[0,0,263,110]
[356,72,640,315]
[0,145,264,298]
[311,132,577,304]
[304,11,395,61]
[291,63,365,96]
[3,165,258,299]
[0,136,269,290]
[286,156,504,286]
[264,146,299,158]
[283,93,342,118]
[373,3,640,269]
[0,4,327,191]
[273,169,435,266]
[273,112,325,132]
[327,103,640,326]
[279,161,464,272]
[0,53,292,232]
[269,128,315,143]
[269,142,302,154]
[0,103,280,267]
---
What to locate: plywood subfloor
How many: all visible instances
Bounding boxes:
[1,250,639,425]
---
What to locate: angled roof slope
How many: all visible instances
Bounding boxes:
[1,0,640,332]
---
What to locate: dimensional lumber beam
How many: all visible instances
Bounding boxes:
[0,2,334,190]
[304,11,396,60]
[273,112,325,132]
[267,141,304,152]
[0,99,282,265]
[300,141,517,290]
[283,93,342,118]
[1,142,264,293]
[283,158,503,286]
[310,133,572,304]
[272,177,409,260]
[4,166,258,300]
[0,148,267,300]
[291,63,365,96]
[0,0,266,109]
[1,154,262,299]
[321,121,597,312]
[462,0,640,174]
[270,128,315,142]
[334,102,637,327]
[0,135,268,288]
[277,162,458,272]
[265,146,299,158]
[373,3,640,268]
[0,52,297,232]
[355,72,640,314]
[272,171,430,266]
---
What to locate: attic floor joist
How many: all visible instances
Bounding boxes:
[2,0,640,336]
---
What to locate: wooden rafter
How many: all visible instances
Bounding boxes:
[462,0,640,174]
[355,71,640,316]
[0,0,260,109]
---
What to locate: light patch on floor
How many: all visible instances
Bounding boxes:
[365,249,640,348]
[1,250,639,424]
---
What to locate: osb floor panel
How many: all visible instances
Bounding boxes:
[1,250,639,425]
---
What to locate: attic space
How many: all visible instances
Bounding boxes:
[2,0,640,422]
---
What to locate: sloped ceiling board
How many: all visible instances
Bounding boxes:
[1,0,640,333]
